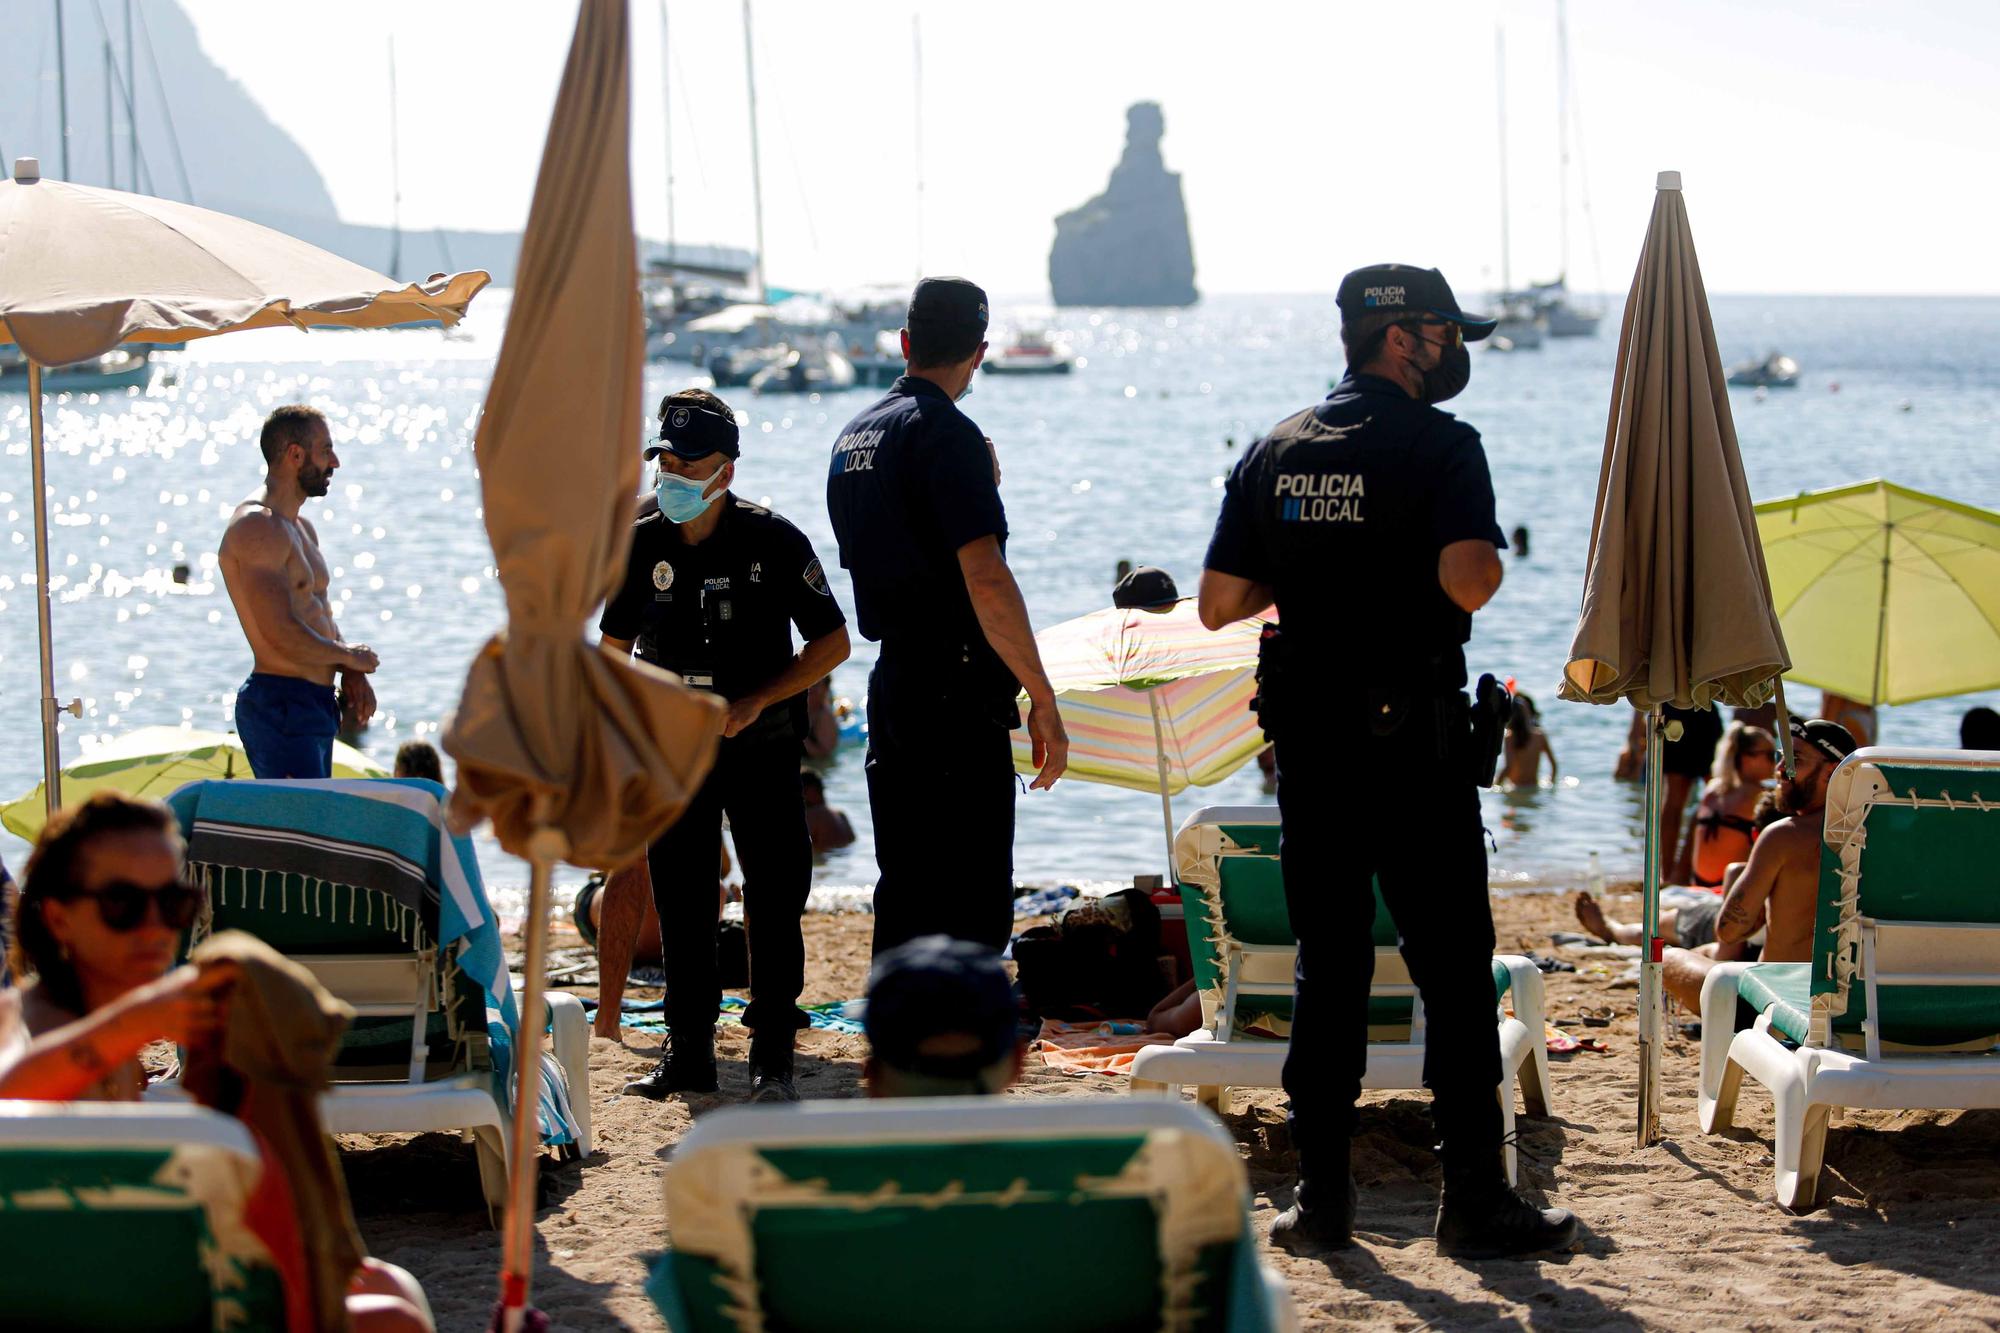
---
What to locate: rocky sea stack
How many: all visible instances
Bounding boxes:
[1049,102,1198,308]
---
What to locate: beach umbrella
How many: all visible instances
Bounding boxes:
[1557,171,1791,1145]
[0,157,488,814]
[1011,598,1275,869]
[0,725,386,841]
[1756,479,2000,706]
[435,3,722,1327]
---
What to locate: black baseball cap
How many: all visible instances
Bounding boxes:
[1112,566,1180,610]
[646,395,741,462]
[864,935,1017,1081]
[1336,264,1497,341]
[908,277,989,330]
[1790,716,1858,765]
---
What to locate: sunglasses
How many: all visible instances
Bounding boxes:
[71,879,205,933]
[1405,318,1464,349]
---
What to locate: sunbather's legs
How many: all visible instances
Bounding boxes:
[1575,891,1680,947]
[724,737,813,1036]
[592,860,652,1039]
[1662,946,1715,1011]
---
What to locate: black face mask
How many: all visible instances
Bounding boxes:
[1418,338,1471,405]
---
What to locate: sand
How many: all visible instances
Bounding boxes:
[342,890,2000,1331]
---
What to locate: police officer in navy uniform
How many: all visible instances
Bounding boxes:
[1198,265,1576,1257]
[826,277,1068,956]
[601,388,850,1102]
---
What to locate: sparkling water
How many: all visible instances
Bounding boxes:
[2,293,1994,916]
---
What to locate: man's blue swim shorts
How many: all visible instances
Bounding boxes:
[234,672,340,780]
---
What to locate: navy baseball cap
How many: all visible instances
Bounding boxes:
[647,395,741,462]
[864,935,1017,1080]
[1336,264,1497,341]
[908,277,989,330]
[1113,566,1180,610]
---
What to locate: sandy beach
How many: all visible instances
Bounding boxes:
[341,889,2000,1331]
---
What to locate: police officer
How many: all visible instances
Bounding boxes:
[601,388,850,1102]
[1198,265,1576,1257]
[826,277,1068,956]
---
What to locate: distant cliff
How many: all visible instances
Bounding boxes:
[1049,103,1198,308]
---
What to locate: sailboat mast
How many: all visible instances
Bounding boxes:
[742,0,768,300]
[124,0,136,190]
[103,39,113,186]
[54,0,71,181]
[386,37,402,277]
[1495,27,1511,295]
[1556,0,1571,284]
[913,14,924,281]
[659,0,676,267]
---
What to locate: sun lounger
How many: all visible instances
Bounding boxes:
[165,778,590,1217]
[0,1099,290,1330]
[1130,806,1551,1184]
[647,1097,1298,1333]
[1697,746,2000,1209]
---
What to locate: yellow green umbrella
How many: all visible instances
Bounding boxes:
[2,725,387,841]
[1756,479,2000,706]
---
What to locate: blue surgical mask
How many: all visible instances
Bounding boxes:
[656,468,724,523]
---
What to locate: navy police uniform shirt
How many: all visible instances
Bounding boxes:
[825,375,1016,699]
[1205,372,1506,690]
[601,492,846,740]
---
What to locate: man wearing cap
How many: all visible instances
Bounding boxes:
[1197,264,1575,1257]
[600,387,850,1103]
[863,934,1027,1097]
[826,277,1069,957]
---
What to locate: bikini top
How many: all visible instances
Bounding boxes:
[1694,809,1758,837]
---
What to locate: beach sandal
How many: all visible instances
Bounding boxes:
[571,875,603,949]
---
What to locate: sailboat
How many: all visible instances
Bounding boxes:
[1489,29,1543,351]
[1538,0,1602,337]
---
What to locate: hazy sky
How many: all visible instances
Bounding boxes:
[179,0,2000,297]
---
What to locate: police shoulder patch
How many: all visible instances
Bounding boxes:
[653,561,675,591]
[803,558,829,596]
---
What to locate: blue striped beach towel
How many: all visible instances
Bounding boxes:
[165,777,581,1146]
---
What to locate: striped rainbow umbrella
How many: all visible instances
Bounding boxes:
[1012,597,1276,865]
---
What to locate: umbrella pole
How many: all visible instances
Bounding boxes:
[498,823,570,1331]
[1637,706,1667,1146]
[1146,690,1176,877]
[27,362,63,813]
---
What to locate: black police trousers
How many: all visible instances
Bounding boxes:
[1273,695,1504,1173]
[864,653,1017,955]
[647,733,811,1037]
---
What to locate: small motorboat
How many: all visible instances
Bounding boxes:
[708,344,784,388]
[1727,352,1800,388]
[749,344,856,396]
[0,345,155,394]
[982,331,1073,375]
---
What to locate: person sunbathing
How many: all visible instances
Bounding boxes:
[1687,722,1777,887]
[863,934,1025,1097]
[0,791,432,1333]
[1574,719,1855,1011]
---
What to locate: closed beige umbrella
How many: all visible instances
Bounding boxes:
[436,2,721,1325]
[1557,171,1791,1145]
[0,160,488,814]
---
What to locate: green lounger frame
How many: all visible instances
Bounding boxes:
[648,1098,1297,1333]
[1698,747,2000,1208]
[0,1100,289,1331]
[1130,806,1551,1185]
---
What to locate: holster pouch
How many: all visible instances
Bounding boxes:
[1249,625,1284,741]
[1467,672,1511,787]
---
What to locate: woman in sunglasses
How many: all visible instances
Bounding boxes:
[0,792,431,1332]
[0,791,235,1100]
[1686,722,1779,890]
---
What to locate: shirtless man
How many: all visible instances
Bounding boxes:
[1574,718,1857,1010]
[218,405,379,779]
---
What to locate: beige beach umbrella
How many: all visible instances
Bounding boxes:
[1557,171,1791,1145]
[436,2,721,1325]
[0,160,488,814]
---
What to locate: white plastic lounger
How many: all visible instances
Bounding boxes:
[1698,747,2000,1209]
[1130,806,1552,1184]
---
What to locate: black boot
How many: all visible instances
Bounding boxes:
[1270,1135,1356,1251]
[622,1025,718,1099]
[1432,1100,1576,1259]
[747,1031,799,1104]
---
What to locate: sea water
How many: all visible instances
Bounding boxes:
[1,293,1995,917]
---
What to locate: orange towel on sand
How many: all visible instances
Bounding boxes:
[1032,1019,1178,1075]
